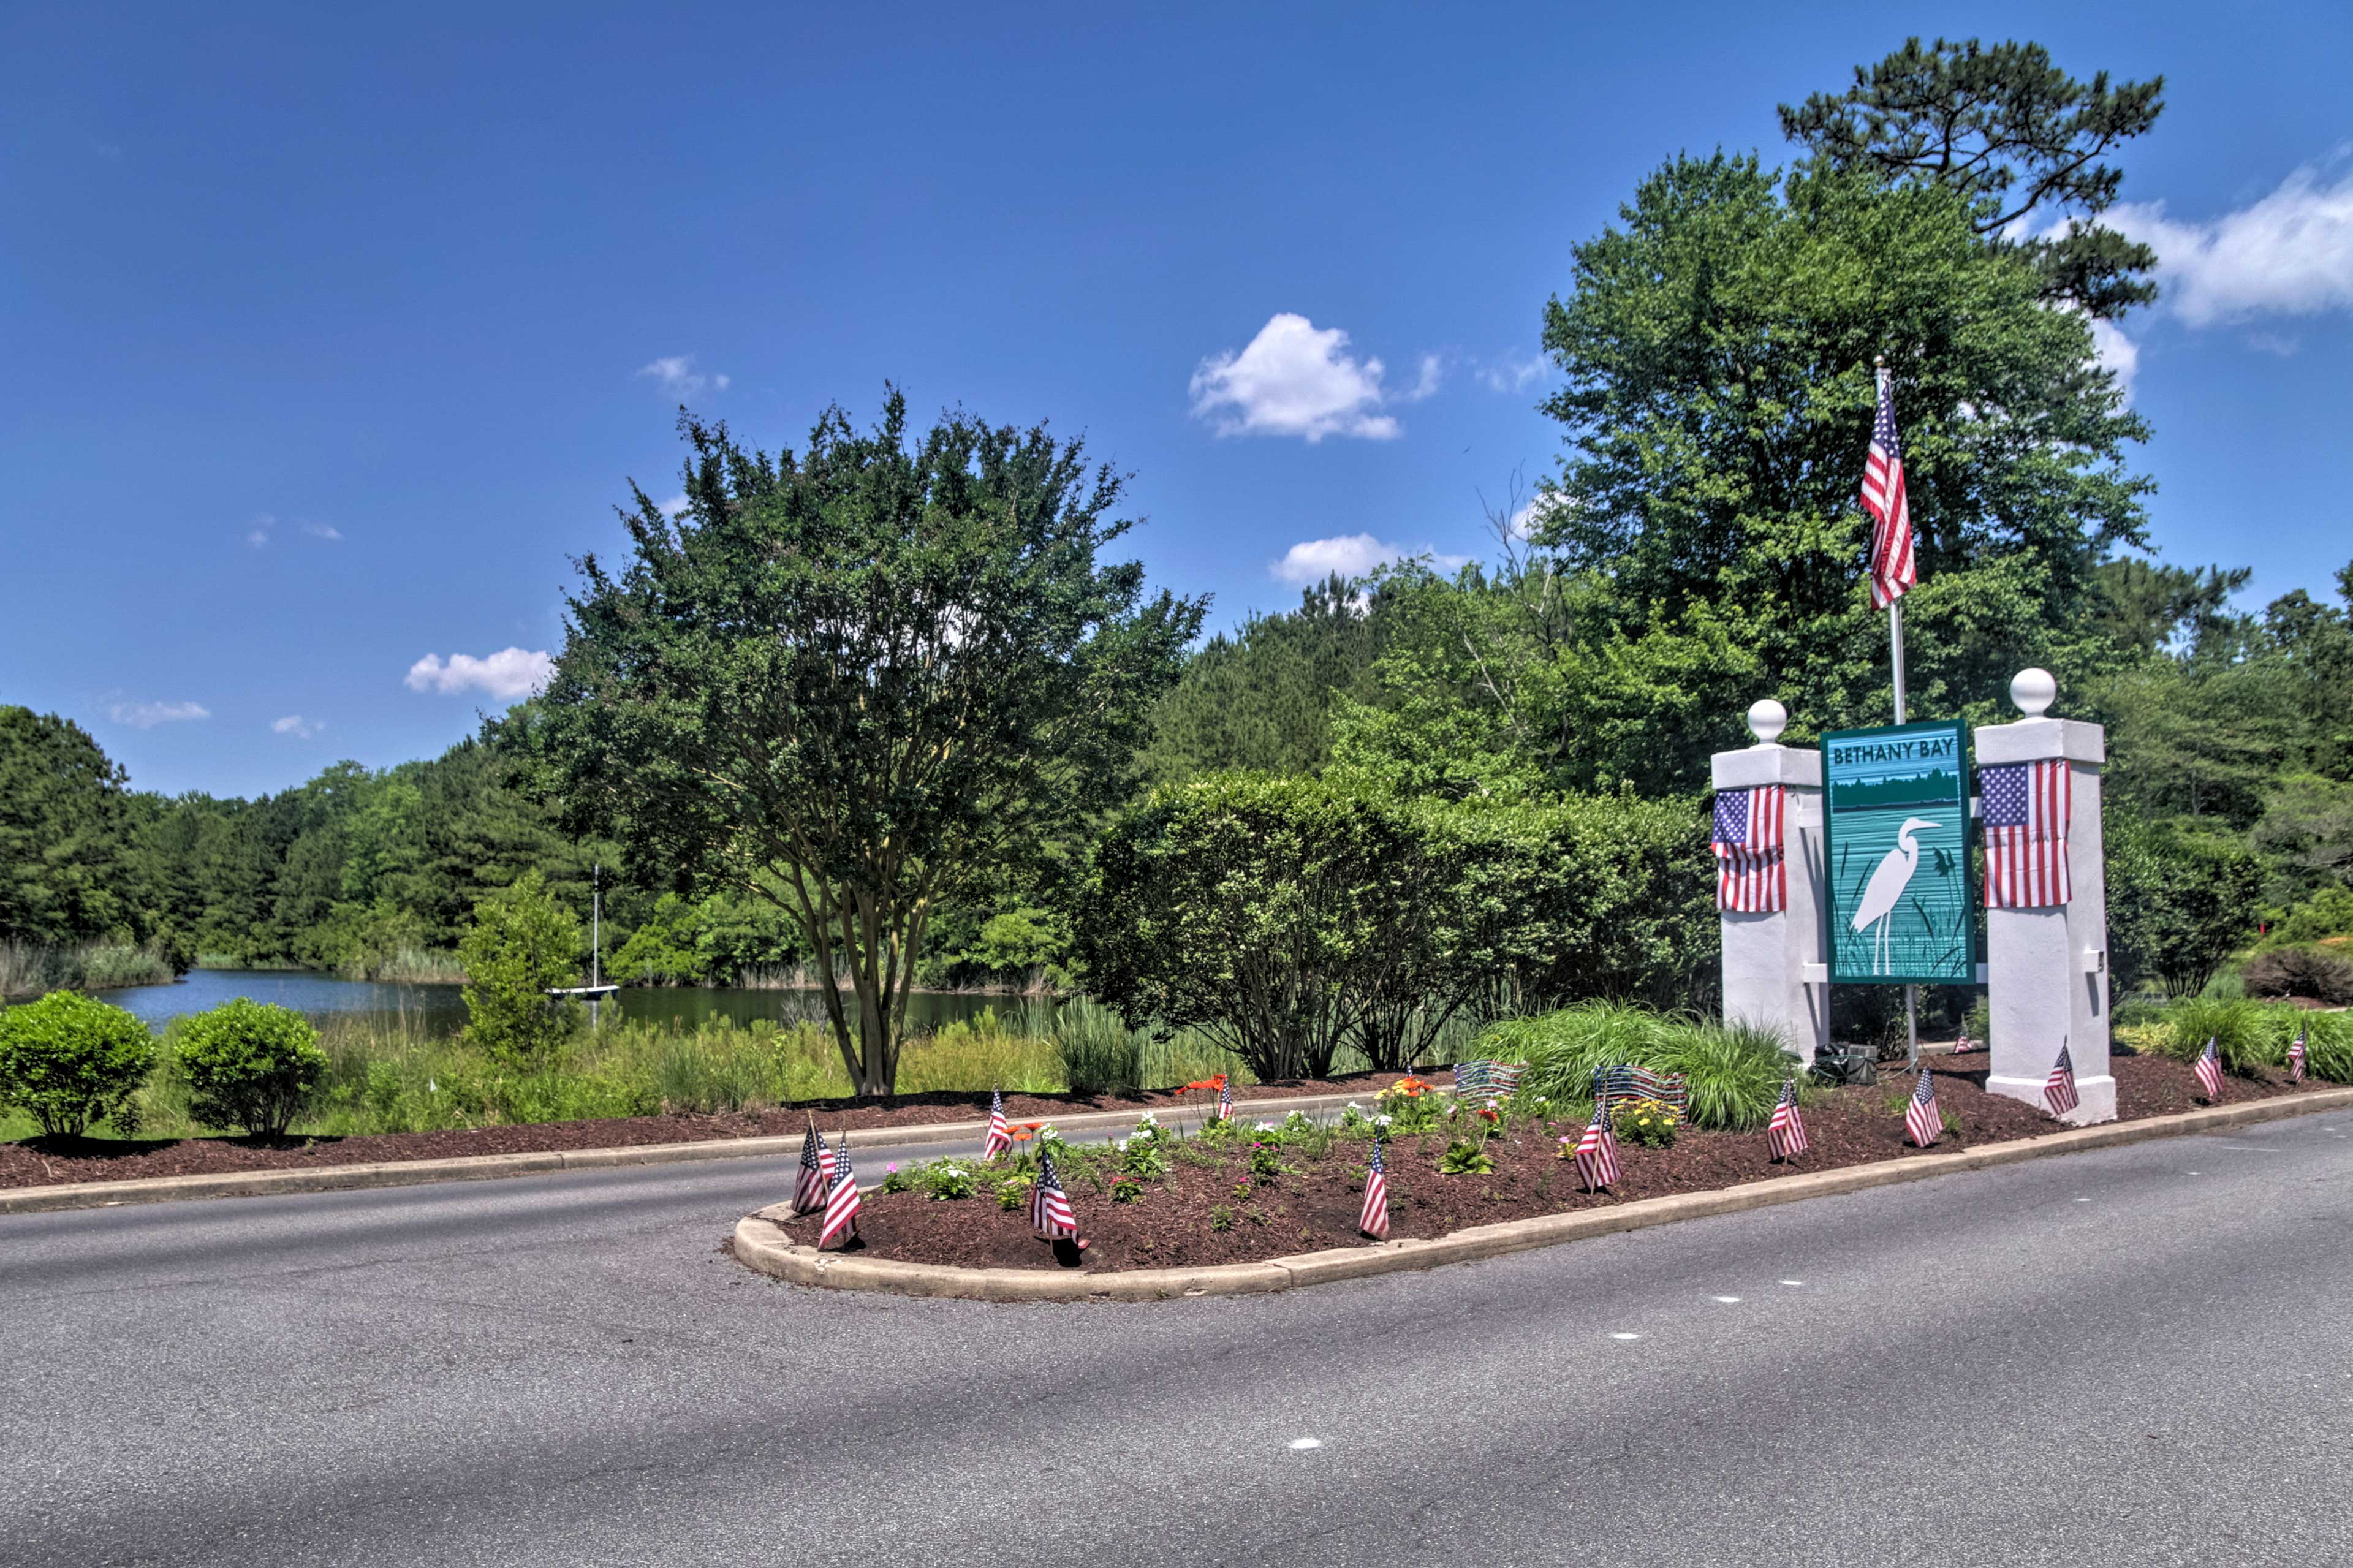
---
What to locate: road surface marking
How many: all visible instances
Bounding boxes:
[1289,1437,1322,1450]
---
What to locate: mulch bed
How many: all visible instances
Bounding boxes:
[0,1070,1417,1190]
[760,1048,2331,1272]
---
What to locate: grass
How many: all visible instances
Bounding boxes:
[0,940,177,1001]
[1476,1001,1798,1131]
[0,1001,1259,1143]
[2150,996,2353,1080]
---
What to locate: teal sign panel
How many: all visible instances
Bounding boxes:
[1821,719,1974,985]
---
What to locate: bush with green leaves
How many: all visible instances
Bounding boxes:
[173,999,329,1138]
[2107,816,2265,998]
[1483,1001,1793,1131]
[457,869,583,1070]
[2156,996,2281,1077]
[0,990,156,1137]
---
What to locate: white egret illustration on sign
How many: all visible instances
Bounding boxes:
[1851,816,1942,974]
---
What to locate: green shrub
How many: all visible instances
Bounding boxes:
[2158,996,2278,1077]
[2275,886,2353,945]
[173,999,328,1138]
[0,990,156,1137]
[457,869,582,1070]
[2293,1012,2353,1084]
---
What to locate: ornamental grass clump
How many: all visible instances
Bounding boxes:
[0,990,156,1138]
[1491,1002,1790,1131]
[173,998,329,1138]
[2159,996,2279,1077]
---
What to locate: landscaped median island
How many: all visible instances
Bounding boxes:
[0,1070,1416,1191]
[745,1045,2341,1276]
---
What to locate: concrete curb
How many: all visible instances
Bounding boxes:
[0,1089,1374,1216]
[727,1086,2353,1303]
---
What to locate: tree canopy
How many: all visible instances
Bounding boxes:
[520,391,1203,1093]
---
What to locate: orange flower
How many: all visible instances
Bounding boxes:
[1009,1129,1034,1142]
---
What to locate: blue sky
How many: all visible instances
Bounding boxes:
[6,2,2349,798]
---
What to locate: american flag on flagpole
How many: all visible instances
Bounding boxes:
[1904,1067,1942,1148]
[2042,1042,2080,1118]
[793,1120,832,1214]
[1029,1148,1078,1240]
[818,1135,862,1249]
[1574,1104,1621,1192]
[1862,365,1915,609]
[982,1087,1011,1162]
[2290,1027,2308,1083]
[1711,785,1787,913]
[1983,760,2073,908]
[2194,1037,2225,1101]
[1767,1076,1809,1160]
[1359,1135,1390,1239]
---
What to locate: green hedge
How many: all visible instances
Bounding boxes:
[0,990,156,1137]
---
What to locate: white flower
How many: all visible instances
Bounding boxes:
[1114,1138,1127,1151]
[1346,1101,1362,1112]
[1131,1126,1154,1142]
[1256,1119,1278,1132]
[1375,1113,1393,1127]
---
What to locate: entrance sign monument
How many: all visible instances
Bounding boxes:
[1711,670,2115,1124]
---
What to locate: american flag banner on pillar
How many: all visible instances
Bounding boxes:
[2290,1027,2308,1083]
[982,1088,1011,1162]
[792,1121,832,1214]
[2042,1042,2080,1118]
[818,1136,861,1249]
[1711,785,1787,913]
[1030,1148,1078,1240]
[2194,1037,2225,1102]
[1904,1068,1942,1148]
[1862,367,1916,609]
[1982,759,2072,909]
[1359,1136,1390,1239]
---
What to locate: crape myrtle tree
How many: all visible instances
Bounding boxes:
[521,391,1203,1096]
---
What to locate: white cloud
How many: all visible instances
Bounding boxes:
[1271,533,1466,585]
[2110,162,2353,327]
[246,513,276,547]
[1189,314,1409,441]
[1403,353,1444,403]
[404,648,553,702]
[271,714,323,739]
[2088,317,2140,399]
[300,521,342,541]
[637,355,730,396]
[658,494,692,518]
[110,700,210,729]
[1478,352,1550,393]
[1507,491,1572,542]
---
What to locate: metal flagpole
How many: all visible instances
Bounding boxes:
[1878,357,1920,1069]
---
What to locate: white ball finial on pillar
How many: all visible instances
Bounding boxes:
[2010,667,2058,718]
[1746,699,1789,746]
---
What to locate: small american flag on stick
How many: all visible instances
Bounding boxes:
[818,1135,862,1249]
[2194,1037,2225,1102]
[1862,363,1915,609]
[1711,786,1787,913]
[1904,1068,1942,1148]
[1030,1148,1078,1240]
[1574,1104,1621,1192]
[793,1119,832,1214]
[2290,1027,2308,1083]
[2042,1042,2080,1118]
[1359,1135,1390,1239]
[1983,760,2072,909]
[1767,1077,1809,1161]
[982,1088,1011,1162]
[1216,1077,1233,1122]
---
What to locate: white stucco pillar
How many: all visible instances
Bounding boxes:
[1714,700,1829,1063]
[1979,669,2115,1124]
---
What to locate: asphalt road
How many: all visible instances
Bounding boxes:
[6,1112,2352,1567]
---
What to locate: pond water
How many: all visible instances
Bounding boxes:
[90,968,1042,1037]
